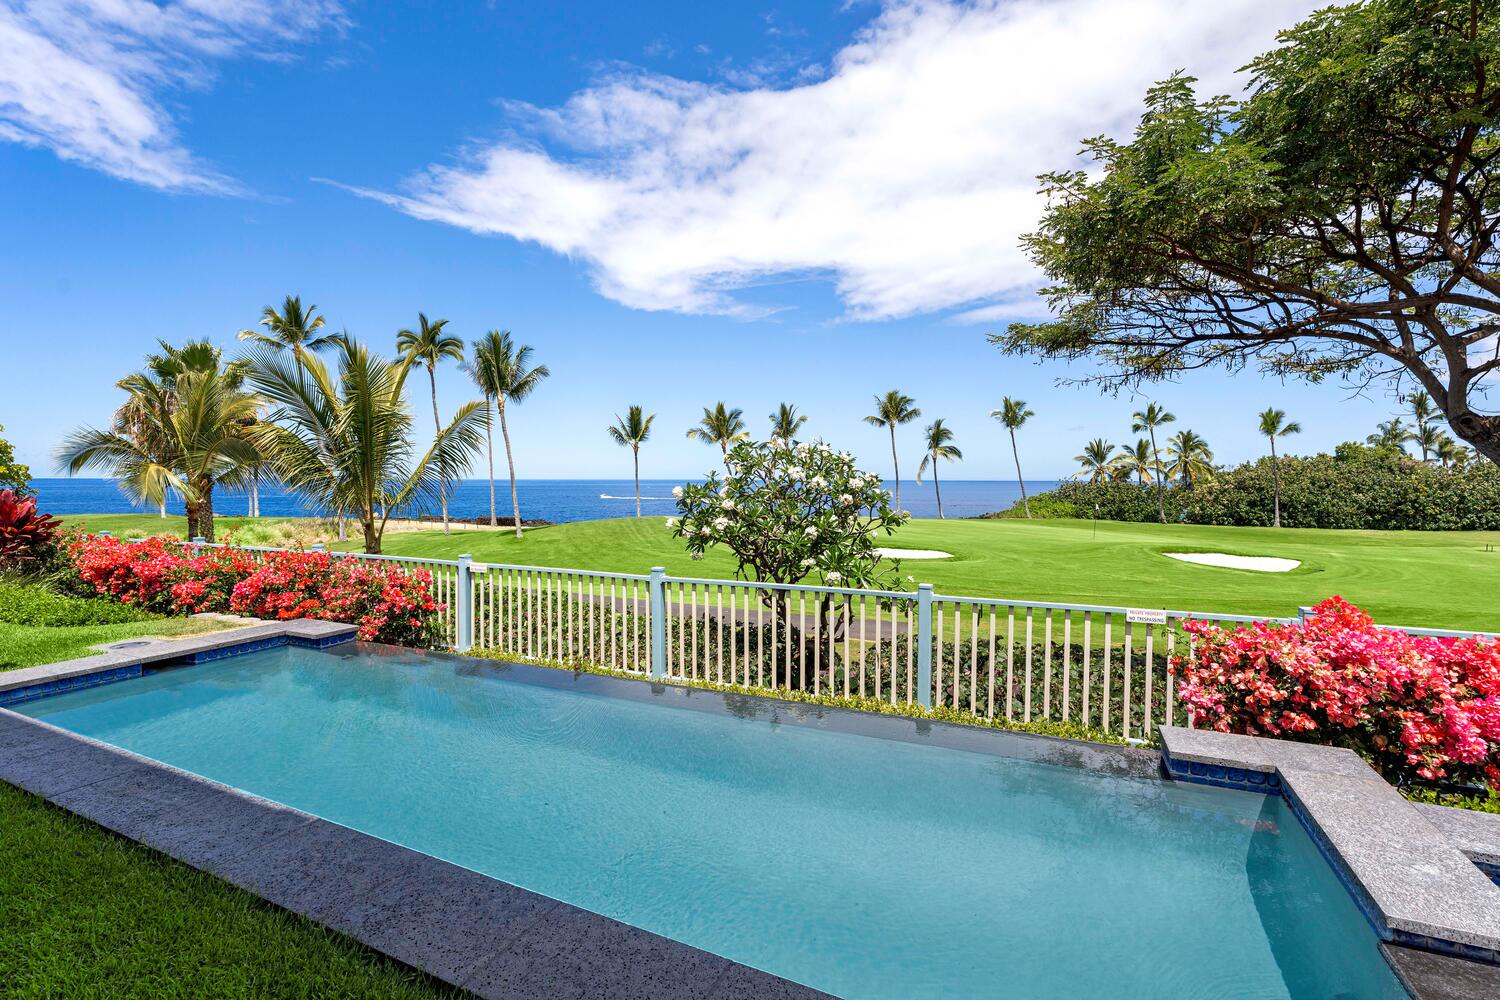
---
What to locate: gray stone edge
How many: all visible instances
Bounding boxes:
[1418,803,1500,872]
[1159,726,1500,967]
[0,708,829,999]
[0,618,358,693]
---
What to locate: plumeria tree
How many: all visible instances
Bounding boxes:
[670,438,908,686]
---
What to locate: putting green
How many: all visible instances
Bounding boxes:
[59,513,1500,632]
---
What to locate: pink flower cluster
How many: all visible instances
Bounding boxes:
[1172,596,1500,786]
[67,534,443,647]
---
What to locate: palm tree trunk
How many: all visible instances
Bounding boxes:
[633,446,641,518]
[1270,435,1282,528]
[485,395,497,527]
[889,425,900,511]
[1150,430,1166,523]
[159,498,166,519]
[198,484,216,543]
[499,402,523,538]
[1010,428,1029,519]
[429,365,449,535]
[934,458,944,519]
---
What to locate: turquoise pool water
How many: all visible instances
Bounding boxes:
[20,645,1406,999]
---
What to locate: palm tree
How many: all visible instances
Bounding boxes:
[1436,434,1471,469]
[1258,408,1301,528]
[238,295,340,359]
[1166,430,1215,484]
[1367,418,1414,452]
[1115,439,1155,485]
[769,403,807,442]
[59,340,261,542]
[1409,390,1438,429]
[1130,402,1176,522]
[686,403,749,466]
[863,391,921,511]
[244,337,487,554]
[990,397,1034,518]
[1073,438,1116,483]
[916,419,962,519]
[1414,421,1443,463]
[397,313,465,535]
[607,406,656,517]
[462,331,504,527]
[465,332,549,538]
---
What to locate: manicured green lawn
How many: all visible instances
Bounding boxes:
[60,513,1500,631]
[0,618,231,671]
[0,782,450,998]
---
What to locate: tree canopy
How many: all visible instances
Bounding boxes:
[998,0,1500,464]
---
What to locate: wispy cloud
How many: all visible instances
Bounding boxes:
[364,0,1321,321]
[0,0,346,192]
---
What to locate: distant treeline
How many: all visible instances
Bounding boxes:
[985,444,1500,531]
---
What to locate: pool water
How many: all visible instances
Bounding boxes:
[19,645,1407,999]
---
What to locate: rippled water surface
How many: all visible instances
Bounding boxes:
[21,646,1407,999]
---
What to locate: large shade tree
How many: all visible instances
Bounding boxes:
[244,338,486,554]
[998,1,1500,467]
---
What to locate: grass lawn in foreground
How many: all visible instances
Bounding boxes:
[0,782,450,998]
[60,513,1500,631]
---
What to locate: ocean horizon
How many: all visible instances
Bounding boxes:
[30,478,1061,523]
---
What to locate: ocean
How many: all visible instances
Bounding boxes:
[29,478,1058,523]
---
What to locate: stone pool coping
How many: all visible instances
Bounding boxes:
[1160,726,1500,970]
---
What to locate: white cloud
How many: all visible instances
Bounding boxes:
[368,0,1322,321]
[0,0,346,192]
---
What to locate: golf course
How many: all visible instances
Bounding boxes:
[59,513,1500,632]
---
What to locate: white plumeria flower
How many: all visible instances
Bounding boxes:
[665,518,676,528]
[801,558,815,568]
[770,437,783,449]
[907,575,916,582]
[720,498,735,511]
[699,525,712,536]
[719,485,731,497]
[839,493,854,505]
[825,570,842,583]
[672,485,684,498]
[804,526,817,537]
[787,466,805,480]
[713,516,730,530]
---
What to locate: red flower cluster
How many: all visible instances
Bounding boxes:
[1172,596,1500,786]
[67,534,443,647]
[0,488,60,566]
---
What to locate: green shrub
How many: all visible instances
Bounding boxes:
[1403,786,1500,814]
[0,582,155,627]
[988,450,1500,531]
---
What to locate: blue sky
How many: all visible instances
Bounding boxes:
[0,0,1408,483]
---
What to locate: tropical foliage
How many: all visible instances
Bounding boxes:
[686,403,749,465]
[863,390,921,512]
[991,397,1033,518]
[397,312,465,534]
[916,419,961,519]
[465,331,548,537]
[769,403,808,442]
[57,340,260,542]
[0,489,59,568]
[1258,408,1301,528]
[1173,597,1500,787]
[0,424,30,497]
[606,405,655,517]
[244,337,487,554]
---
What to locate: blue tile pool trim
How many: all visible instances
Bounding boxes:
[0,664,143,708]
[184,632,354,663]
[1278,776,1393,944]
[1161,751,1281,794]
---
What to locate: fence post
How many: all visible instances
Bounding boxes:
[455,554,474,652]
[649,566,667,679]
[1297,605,1315,624]
[916,584,934,708]
[191,536,206,546]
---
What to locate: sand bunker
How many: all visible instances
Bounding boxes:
[1164,552,1300,573]
[874,547,953,560]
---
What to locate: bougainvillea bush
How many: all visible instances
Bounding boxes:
[66,534,443,647]
[1172,597,1500,786]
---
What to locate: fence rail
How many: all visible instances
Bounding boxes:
[149,531,1498,742]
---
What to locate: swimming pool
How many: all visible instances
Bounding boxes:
[17,643,1406,998]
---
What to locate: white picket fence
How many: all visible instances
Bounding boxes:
[150,533,1497,742]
